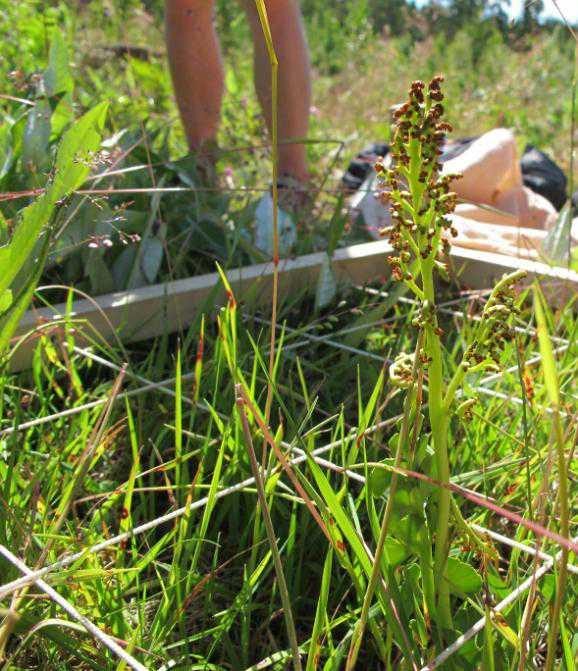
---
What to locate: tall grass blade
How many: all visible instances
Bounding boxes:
[236,384,302,671]
[306,546,333,671]
[533,284,570,671]
[253,0,280,425]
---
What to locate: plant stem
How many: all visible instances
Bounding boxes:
[417,517,437,633]
[253,0,280,427]
[483,604,496,671]
[443,362,467,411]
[421,263,453,630]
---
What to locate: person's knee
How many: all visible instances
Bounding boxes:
[165,0,215,21]
[242,0,301,28]
[260,0,300,13]
[166,0,214,8]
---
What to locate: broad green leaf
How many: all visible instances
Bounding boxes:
[0,234,49,353]
[390,482,416,513]
[0,289,12,313]
[381,537,409,567]
[314,255,337,311]
[254,191,296,256]
[22,99,51,174]
[542,203,572,265]
[389,514,426,556]
[50,94,75,138]
[445,556,482,595]
[120,225,166,290]
[486,567,510,600]
[8,114,26,170]
[87,252,115,295]
[0,124,13,180]
[540,573,556,603]
[112,247,135,290]
[50,102,108,201]
[0,104,108,343]
[0,194,53,297]
[43,31,73,97]
[139,234,165,285]
[125,177,166,288]
[367,461,394,497]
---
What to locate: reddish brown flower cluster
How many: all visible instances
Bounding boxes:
[375,76,461,282]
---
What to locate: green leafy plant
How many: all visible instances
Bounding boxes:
[0,103,107,356]
[0,2,576,668]
[348,76,529,654]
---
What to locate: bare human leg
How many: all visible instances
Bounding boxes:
[165,0,223,168]
[243,0,312,184]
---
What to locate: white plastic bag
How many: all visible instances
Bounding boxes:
[254,192,297,257]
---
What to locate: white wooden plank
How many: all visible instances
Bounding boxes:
[10,240,577,370]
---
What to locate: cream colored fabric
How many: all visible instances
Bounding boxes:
[443,128,559,250]
[449,215,548,258]
[353,127,574,260]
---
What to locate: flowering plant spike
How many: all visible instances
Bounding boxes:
[374,76,527,634]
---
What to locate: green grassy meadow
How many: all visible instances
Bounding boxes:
[0,1,576,669]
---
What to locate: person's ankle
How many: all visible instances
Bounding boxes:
[278,148,309,185]
[276,173,311,213]
[189,138,219,185]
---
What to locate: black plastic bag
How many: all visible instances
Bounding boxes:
[342,142,389,191]
[520,145,567,211]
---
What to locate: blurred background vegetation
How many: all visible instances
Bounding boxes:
[3,0,575,158]
[1,0,576,291]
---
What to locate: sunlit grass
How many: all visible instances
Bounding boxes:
[0,1,576,669]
